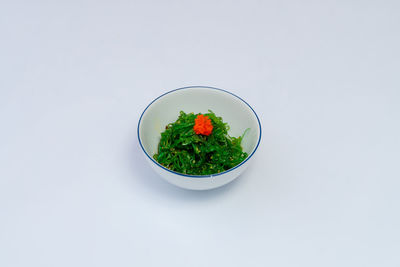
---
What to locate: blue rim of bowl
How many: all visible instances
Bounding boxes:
[137,86,262,178]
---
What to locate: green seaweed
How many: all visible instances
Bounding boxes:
[153,110,248,175]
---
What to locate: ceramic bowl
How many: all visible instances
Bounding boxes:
[137,86,261,190]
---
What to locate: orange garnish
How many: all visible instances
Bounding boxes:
[193,114,213,136]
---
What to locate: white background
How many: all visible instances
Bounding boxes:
[1,1,399,266]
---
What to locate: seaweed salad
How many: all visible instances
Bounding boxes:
[153,110,248,175]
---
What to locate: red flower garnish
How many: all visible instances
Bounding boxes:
[193,114,213,136]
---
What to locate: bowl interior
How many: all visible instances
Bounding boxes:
[138,87,261,170]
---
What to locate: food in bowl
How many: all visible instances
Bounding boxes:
[153,110,249,175]
[137,86,261,190]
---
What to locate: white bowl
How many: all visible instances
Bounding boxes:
[137,86,261,190]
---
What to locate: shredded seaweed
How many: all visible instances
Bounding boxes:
[153,110,248,175]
